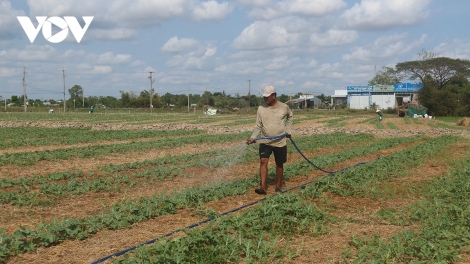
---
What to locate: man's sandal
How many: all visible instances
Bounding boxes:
[255,188,267,195]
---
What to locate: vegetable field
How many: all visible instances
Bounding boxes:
[1,110,469,263]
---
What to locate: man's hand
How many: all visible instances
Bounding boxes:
[246,138,255,145]
[285,134,291,138]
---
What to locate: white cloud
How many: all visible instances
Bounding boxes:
[310,30,358,47]
[215,61,264,75]
[85,52,132,64]
[0,67,19,77]
[339,0,431,30]
[334,32,428,85]
[310,63,343,79]
[232,17,307,50]
[5,45,58,61]
[60,49,87,60]
[0,1,26,39]
[307,59,318,67]
[237,0,272,8]
[87,28,138,41]
[166,47,216,70]
[91,65,112,74]
[106,0,192,27]
[248,0,346,20]
[300,80,323,88]
[161,36,200,53]
[203,45,217,58]
[27,0,194,29]
[191,1,234,22]
[265,56,299,71]
[130,60,146,67]
[342,33,428,62]
[433,40,470,60]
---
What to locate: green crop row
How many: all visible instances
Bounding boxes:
[109,136,452,263]
[300,135,460,199]
[0,134,424,260]
[0,127,205,149]
[0,132,250,167]
[113,193,331,263]
[1,133,422,208]
[346,155,470,263]
[387,122,399,129]
[0,133,373,206]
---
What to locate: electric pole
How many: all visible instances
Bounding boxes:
[247,79,251,108]
[62,67,66,112]
[148,71,155,113]
[23,67,27,112]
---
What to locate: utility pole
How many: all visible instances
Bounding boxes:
[188,81,190,113]
[247,79,251,108]
[23,67,27,112]
[82,88,84,107]
[62,67,66,112]
[148,71,155,113]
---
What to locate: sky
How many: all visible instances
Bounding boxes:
[0,0,469,101]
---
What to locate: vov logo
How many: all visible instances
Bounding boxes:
[17,16,94,43]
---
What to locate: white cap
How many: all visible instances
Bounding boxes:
[262,85,276,97]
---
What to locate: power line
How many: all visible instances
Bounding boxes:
[26,84,63,94]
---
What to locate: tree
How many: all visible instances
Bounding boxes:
[396,49,470,116]
[369,66,401,85]
[11,95,20,105]
[277,94,289,103]
[68,85,84,108]
[119,90,130,107]
[69,85,84,98]
[199,91,214,106]
[396,49,470,90]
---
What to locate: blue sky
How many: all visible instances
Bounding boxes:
[0,0,469,101]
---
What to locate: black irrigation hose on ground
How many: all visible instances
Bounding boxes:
[92,135,379,264]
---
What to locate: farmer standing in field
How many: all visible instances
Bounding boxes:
[376,109,383,121]
[246,85,293,195]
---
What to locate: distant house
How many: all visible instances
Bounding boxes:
[286,95,321,109]
[43,102,51,106]
[331,90,347,106]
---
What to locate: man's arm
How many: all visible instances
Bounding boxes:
[247,108,262,144]
[285,106,293,135]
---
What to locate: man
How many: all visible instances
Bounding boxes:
[246,85,293,194]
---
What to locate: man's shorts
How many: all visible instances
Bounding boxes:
[259,144,287,164]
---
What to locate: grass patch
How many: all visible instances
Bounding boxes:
[387,122,399,130]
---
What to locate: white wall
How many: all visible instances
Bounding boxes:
[349,95,369,109]
[371,94,395,109]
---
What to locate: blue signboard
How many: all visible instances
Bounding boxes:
[394,83,423,92]
[347,86,371,92]
[347,83,423,93]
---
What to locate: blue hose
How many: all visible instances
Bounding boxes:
[253,133,288,142]
[91,134,378,263]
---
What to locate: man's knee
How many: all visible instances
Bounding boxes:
[260,158,269,165]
